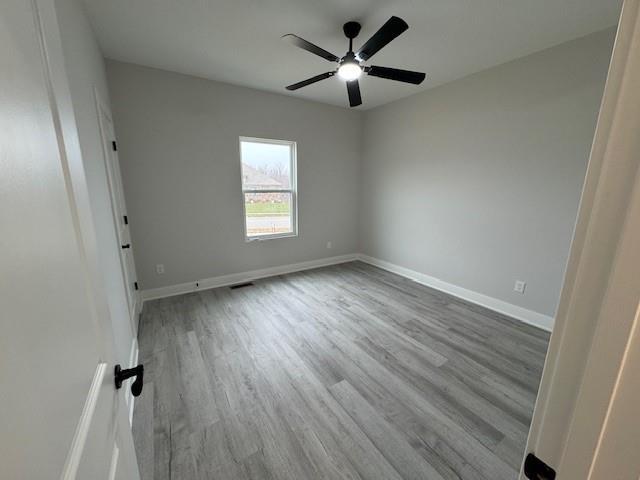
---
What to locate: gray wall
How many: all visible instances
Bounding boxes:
[55,0,134,363]
[107,61,362,290]
[360,29,614,317]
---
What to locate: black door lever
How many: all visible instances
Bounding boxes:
[114,364,144,397]
[121,244,131,249]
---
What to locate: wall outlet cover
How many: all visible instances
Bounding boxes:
[514,280,526,294]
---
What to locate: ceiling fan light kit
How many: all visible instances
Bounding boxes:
[337,56,362,81]
[283,16,426,107]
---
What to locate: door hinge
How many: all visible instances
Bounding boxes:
[123,215,128,225]
[524,453,556,480]
[111,140,117,151]
[134,281,139,291]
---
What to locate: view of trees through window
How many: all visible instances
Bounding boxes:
[240,139,296,238]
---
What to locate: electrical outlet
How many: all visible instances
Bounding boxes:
[326,241,333,249]
[514,280,526,294]
[156,264,164,274]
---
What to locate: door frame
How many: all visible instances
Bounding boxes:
[521,0,640,477]
[95,89,140,338]
[95,91,141,424]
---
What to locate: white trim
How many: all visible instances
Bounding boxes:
[60,362,108,480]
[141,254,359,301]
[239,136,298,241]
[245,231,298,243]
[107,445,120,480]
[239,136,296,147]
[131,292,142,338]
[95,90,140,337]
[358,254,554,332]
[126,338,139,425]
[140,252,553,331]
[524,2,640,477]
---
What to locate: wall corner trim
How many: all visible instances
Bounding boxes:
[357,254,554,332]
[141,253,360,302]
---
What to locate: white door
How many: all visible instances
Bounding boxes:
[97,98,140,337]
[0,1,140,479]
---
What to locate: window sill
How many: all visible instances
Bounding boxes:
[245,232,298,242]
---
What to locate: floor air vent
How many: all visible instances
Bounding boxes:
[229,282,254,290]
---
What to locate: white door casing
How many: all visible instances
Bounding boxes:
[521,0,640,478]
[96,92,140,337]
[588,301,640,479]
[0,0,140,479]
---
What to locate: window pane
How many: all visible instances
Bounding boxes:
[245,192,292,237]
[240,141,291,190]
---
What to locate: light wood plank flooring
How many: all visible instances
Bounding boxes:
[133,261,549,480]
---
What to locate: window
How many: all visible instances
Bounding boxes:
[239,137,297,240]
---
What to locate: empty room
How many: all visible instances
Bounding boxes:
[4,0,640,479]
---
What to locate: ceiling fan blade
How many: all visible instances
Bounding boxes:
[282,34,341,62]
[366,66,426,84]
[286,71,335,91]
[346,80,362,107]
[355,16,408,61]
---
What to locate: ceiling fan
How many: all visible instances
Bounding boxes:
[282,16,426,107]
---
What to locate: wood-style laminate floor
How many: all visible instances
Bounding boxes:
[133,261,549,480]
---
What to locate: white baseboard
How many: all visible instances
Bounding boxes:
[140,252,553,332]
[141,253,359,301]
[357,254,554,332]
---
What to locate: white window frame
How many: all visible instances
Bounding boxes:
[239,136,298,241]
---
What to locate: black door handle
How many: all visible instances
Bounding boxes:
[114,364,144,397]
[121,244,131,249]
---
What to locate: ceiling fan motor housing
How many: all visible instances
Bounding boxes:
[343,21,361,40]
[341,51,358,65]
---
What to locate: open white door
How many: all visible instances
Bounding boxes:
[0,1,140,479]
[521,0,640,478]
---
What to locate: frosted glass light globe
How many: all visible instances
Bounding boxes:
[337,62,362,81]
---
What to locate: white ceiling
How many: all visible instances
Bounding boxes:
[81,0,621,110]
